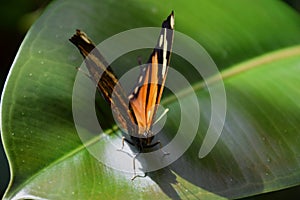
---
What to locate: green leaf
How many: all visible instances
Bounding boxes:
[2,0,300,199]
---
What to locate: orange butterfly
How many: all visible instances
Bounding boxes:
[69,12,174,155]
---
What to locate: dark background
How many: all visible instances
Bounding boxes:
[0,0,300,198]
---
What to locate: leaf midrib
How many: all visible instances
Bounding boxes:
[162,45,300,106]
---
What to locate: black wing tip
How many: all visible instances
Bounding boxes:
[162,11,175,29]
[69,29,96,57]
[69,29,87,44]
[69,30,80,45]
[69,29,96,51]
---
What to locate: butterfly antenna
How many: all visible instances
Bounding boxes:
[153,108,169,125]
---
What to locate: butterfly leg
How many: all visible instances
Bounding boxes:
[131,152,147,180]
[116,137,125,152]
[121,136,125,149]
[131,172,147,181]
[117,137,135,152]
[159,141,170,156]
[117,136,128,151]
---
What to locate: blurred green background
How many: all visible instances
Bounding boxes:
[0,0,299,198]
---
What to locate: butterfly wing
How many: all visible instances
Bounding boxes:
[129,12,174,135]
[69,30,137,134]
[70,11,174,146]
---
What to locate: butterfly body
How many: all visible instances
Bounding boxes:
[70,12,174,152]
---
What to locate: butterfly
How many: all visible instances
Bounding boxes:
[69,12,174,157]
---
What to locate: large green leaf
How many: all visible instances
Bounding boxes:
[2,0,300,199]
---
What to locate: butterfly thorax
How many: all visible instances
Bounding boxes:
[130,135,155,151]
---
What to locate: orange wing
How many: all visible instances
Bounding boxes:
[129,12,174,135]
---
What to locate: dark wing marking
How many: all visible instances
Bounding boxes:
[69,30,138,134]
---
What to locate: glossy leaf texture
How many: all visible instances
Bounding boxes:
[1,0,300,199]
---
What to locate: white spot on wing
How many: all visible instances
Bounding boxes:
[82,36,91,44]
[159,34,163,47]
[138,76,143,83]
[162,29,168,77]
[170,15,175,29]
[134,87,139,94]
